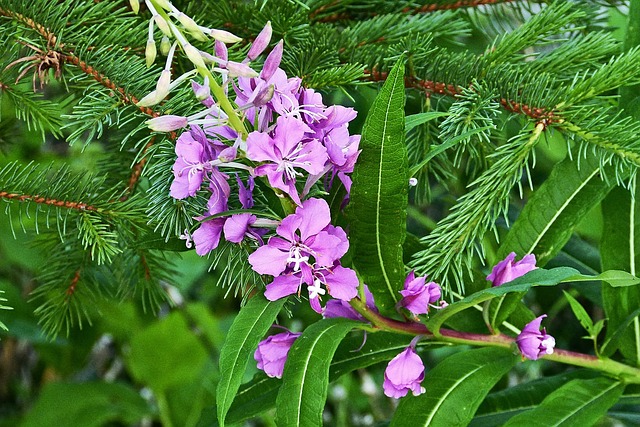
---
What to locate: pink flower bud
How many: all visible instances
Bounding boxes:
[487,252,537,287]
[215,40,228,62]
[146,115,188,132]
[383,344,425,399]
[254,330,301,379]
[209,29,242,44]
[253,84,274,107]
[516,315,555,360]
[247,21,272,60]
[260,40,283,81]
[145,39,157,67]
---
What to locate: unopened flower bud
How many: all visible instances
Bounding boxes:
[254,84,274,107]
[184,43,206,69]
[153,15,172,37]
[155,69,172,98]
[145,39,157,67]
[137,90,161,107]
[226,61,259,78]
[215,40,228,62]
[209,29,242,44]
[129,0,140,14]
[260,40,283,81]
[191,79,210,101]
[176,12,199,34]
[146,115,187,132]
[218,146,237,162]
[247,21,272,60]
[160,36,171,55]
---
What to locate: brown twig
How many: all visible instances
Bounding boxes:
[0,191,98,211]
[65,270,81,299]
[311,0,518,23]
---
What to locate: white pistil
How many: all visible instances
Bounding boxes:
[287,247,309,271]
[308,278,326,299]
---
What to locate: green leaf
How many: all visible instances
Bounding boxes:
[569,270,640,287]
[21,381,152,427]
[427,267,580,335]
[502,377,625,427]
[601,185,640,363]
[390,347,518,427]
[490,154,613,330]
[473,370,599,427]
[600,307,640,358]
[275,318,360,427]
[209,332,431,426]
[216,295,285,427]
[348,56,408,312]
[563,290,594,334]
[405,111,449,133]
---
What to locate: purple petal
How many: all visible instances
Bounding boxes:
[223,213,256,243]
[296,198,331,241]
[254,330,300,379]
[264,273,302,301]
[192,218,225,256]
[323,265,359,301]
[248,245,289,276]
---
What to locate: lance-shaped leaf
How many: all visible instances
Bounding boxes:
[472,370,599,427]
[348,57,408,312]
[212,332,439,425]
[601,185,640,364]
[490,153,614,330]
[390,347,518,427]
[216,295,285,427]
[275,318,360,427]
[502,377,624,426]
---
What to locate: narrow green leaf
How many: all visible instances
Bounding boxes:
[405,111,449,133]
[502,377,625,427]
[216,295,285,427]
[562,290,594,333]
[390,348,518,427]
[472,370,599,427]
[427,267,580,335]
[348,57,408,312]
[569,270,640,287]
[600,307,640,357]
[211,332,434,425]
[601,185,640,364]
[275,318,360,427]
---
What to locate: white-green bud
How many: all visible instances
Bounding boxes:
[129,0,140,14]
[145,39,157,67]
[183,43,206,69]
[153,15,172,37]
[208,29,242,44]
[160,36,171,56]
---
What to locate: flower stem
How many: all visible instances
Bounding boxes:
[349,296,640,384]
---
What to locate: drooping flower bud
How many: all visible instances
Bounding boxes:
[253,84,274,108]
[398,271,442,316]
[160,36,171,55]
[247,21,272,61]
[183,43,206,69]
[260,40,283,81]
[254,330,301,379]
[153,0,172,11]
[209,29,242,44]
[225,61,259,78]
[191,78,210,102]
[129,0,140,14]
[487,252,537,287]
[153,14,172,37]
[145,39,157,67]
[383,339,425,399]
[137,69,171,107]
[146,115,187,132]
[516,315,555,360]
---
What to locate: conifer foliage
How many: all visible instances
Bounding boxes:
[1,0,640,425]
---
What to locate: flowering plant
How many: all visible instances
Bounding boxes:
[2,0,640,425]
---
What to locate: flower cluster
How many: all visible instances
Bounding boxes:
[144,7,361,310]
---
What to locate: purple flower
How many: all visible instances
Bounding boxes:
[236,174,254,209]
[265,263,358,313]
[487,252,537,287]
[246,116,327,205]
[398,271,442,316]
[516,315,555,360]
[323,285,377,321]
[248,198,346,277]
[170,130,211,199]
[254,330,301,379]
[383,342,425,399]
[192,217,226,256]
